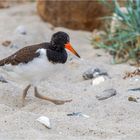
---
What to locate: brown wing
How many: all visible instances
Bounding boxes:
[0,42,48,66]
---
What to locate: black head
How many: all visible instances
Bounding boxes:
[50,31,80,58]
[50,31,70,51]
[47,31,80,64]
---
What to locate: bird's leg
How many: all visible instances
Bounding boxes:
[34,86,72,105]
[22,84,31,105]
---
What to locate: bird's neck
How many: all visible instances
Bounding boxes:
[46,48,67,64]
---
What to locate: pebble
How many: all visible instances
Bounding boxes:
[10,43,19,49]
[96,89,117,100]
[2,40,11,47]
[0,76,8,83]
[16,25,27,35]
[128,96,138,102]
[83,68,108,80]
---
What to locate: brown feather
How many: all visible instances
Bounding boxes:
[0,42,48,66]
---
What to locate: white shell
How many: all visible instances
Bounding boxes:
[37,116,51,129]
[92,76,105,86]
[16,25,27,35]
[80,113,90,118]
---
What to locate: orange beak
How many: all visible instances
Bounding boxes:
[65,43,80,58]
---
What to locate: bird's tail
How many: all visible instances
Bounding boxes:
[0,57,10,66]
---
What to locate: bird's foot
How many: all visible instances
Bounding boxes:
[51,99,72,105]
[21,84,31,107]
[21,99,25,107]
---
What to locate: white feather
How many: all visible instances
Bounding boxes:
[2,48,65,85]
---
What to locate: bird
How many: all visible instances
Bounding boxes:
[0,31,80,105]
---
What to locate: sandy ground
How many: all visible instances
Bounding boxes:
[0,3,140,140]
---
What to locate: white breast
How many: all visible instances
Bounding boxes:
[1,49,65,85]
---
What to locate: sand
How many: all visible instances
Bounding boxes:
[0,3,140,140]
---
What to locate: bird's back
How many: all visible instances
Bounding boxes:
[0,42,49,66]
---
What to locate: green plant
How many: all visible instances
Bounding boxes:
[92,0,140,65]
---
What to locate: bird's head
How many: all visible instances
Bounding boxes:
[51,31,80,58]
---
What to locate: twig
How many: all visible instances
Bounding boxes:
[123,68,140,79]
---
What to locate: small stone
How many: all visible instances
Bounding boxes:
[2,40,11,47]
[128,96,137,102]
[83,70,93,80]
[96,54,102,57]
[83,68,108,80]
[0,76,8,83]
[96,89,117,100]
[83,88,87,91]
[10,44,19,49]
[59,132,62,134]
[16,25,27,35]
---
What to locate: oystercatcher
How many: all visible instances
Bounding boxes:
[0,31,80,105]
